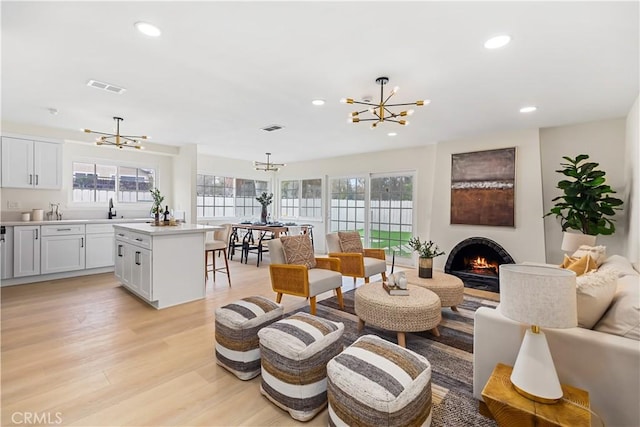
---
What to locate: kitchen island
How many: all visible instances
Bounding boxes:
[113,223,220,309]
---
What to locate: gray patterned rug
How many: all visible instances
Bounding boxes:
[291,289,500,427]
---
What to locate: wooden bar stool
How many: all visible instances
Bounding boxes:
[205,224,232,286]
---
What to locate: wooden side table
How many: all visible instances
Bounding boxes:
[481,363,591,427]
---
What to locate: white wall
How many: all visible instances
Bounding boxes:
[540,118,627,263]
[429,129,546,269]
[172,144,198,223]
[1,121,175,221]
[625,95,639,269]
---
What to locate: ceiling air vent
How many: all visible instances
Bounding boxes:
[261,124,284,132]
[86,79,126,95]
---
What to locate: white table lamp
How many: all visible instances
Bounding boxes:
[561,232,596,253]
[499,264,577,403]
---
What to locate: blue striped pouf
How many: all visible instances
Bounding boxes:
[258,312,345,421]
[327,334,432,427]
[215,296,284,380]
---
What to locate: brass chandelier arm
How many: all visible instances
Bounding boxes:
[83,117,147,150]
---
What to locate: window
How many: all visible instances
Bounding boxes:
[280,178,322,219]
[72,162,154,203]
[196,174,268,218]
[329,174,415,261]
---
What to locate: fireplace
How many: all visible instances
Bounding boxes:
[444,237,515,292]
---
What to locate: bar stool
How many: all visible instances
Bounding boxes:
[205,223,232,286]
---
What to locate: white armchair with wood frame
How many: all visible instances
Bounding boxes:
[267,235,344,315]
[326,231,387,285]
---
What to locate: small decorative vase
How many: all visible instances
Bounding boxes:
[387,273,396,287]
[396,272,407,289]
[418,257,433,279]
[260,205,268,224]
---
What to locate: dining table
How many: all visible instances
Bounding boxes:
[229,223,314,266]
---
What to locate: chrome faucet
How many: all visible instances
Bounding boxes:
[108,198,116,219]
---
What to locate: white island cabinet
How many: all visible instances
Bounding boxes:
[113,223,219,309]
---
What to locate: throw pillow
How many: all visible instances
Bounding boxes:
[560,254,597,276]
[572,245,607,266]
[338,231,364,253]
[598,255,640,278]
[280,235,316,269]
[593,274,640,340]
[575,269,618,328]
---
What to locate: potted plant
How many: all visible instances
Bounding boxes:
[256,192,273,224]
[544,154,624,245]
[408,237,445,278]
[150,188,165,225]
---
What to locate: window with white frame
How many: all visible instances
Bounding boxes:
[72,162,155,203]
[280,178,322,219]
[196,174,268,218]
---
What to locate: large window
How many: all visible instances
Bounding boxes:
[329,174,415,260]
[196,174,268,218]
[72,162,155,203]
[280,178,322,219]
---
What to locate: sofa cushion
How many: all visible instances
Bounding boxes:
[338,231,363,253]
[576,269,618,328]
[560,254,597,276]
[593,274,640,340]
[280,234,316,269]
[572,245,607,266]
[599,255,640,278]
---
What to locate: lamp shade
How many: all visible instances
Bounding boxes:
[499,264,577,329]
[561,232,597,253]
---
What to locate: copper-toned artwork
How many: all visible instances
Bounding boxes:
[450,147,515,227]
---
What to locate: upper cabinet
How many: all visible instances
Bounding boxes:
[1,136,62,189]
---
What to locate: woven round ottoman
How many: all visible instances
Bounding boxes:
[214,295,284,380]
[327,334,433,427]
[355,283,441,347]
[405,270,464,311]
[258,312,344,421]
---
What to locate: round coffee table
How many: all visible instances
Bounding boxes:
[354,283,441,347]
[404,270,464,311]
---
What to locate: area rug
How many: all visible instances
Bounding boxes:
[291,289,500,426]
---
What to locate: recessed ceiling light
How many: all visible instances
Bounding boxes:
[388,132,397,137]
[520,106,537,113]
[135,21,161,37]
[484,34,511,49]
[312,99,325,106]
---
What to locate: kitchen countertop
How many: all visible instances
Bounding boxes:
[1,218,152,226]
[113,223,220,236]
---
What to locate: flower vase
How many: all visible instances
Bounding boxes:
[260,205,268,224]
[418,257,433,278]
[154,212,160,226]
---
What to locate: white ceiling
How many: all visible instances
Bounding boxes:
[2,1,638,163]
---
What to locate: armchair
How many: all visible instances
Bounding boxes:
[268,237,344,315]
[326,232,387,285]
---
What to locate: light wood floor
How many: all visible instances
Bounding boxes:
[1,256,498,426]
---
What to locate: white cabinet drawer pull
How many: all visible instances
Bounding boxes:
[57,228,72,231]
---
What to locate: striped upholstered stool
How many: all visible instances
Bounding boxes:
[214,296,284,380]
[258,312,344,421]
[327,334,433,426]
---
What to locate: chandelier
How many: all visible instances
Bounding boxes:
[254,153,285,172]
[341,76,429,129]
[83,116,147,149]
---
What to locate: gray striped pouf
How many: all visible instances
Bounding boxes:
[258,312,345,421]
[327,334,432,427]
[214,296,284,380]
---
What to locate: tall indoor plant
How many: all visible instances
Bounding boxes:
[544,154,623,241]
[408,237,445,278]
[256,192,273,224]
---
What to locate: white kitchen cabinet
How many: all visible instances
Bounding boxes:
[115,230,151,300]
[13,226,40,277]
[131,247,152,300]
[86,224,114,269]
[40,225,85,274]
[1,136,62,189]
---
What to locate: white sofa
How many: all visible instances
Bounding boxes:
[473,256,640,427]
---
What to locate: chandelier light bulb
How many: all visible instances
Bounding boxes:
[392,86,399,94]
[407,109,415,116]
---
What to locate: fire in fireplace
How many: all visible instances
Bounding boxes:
[444,237,515,292]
